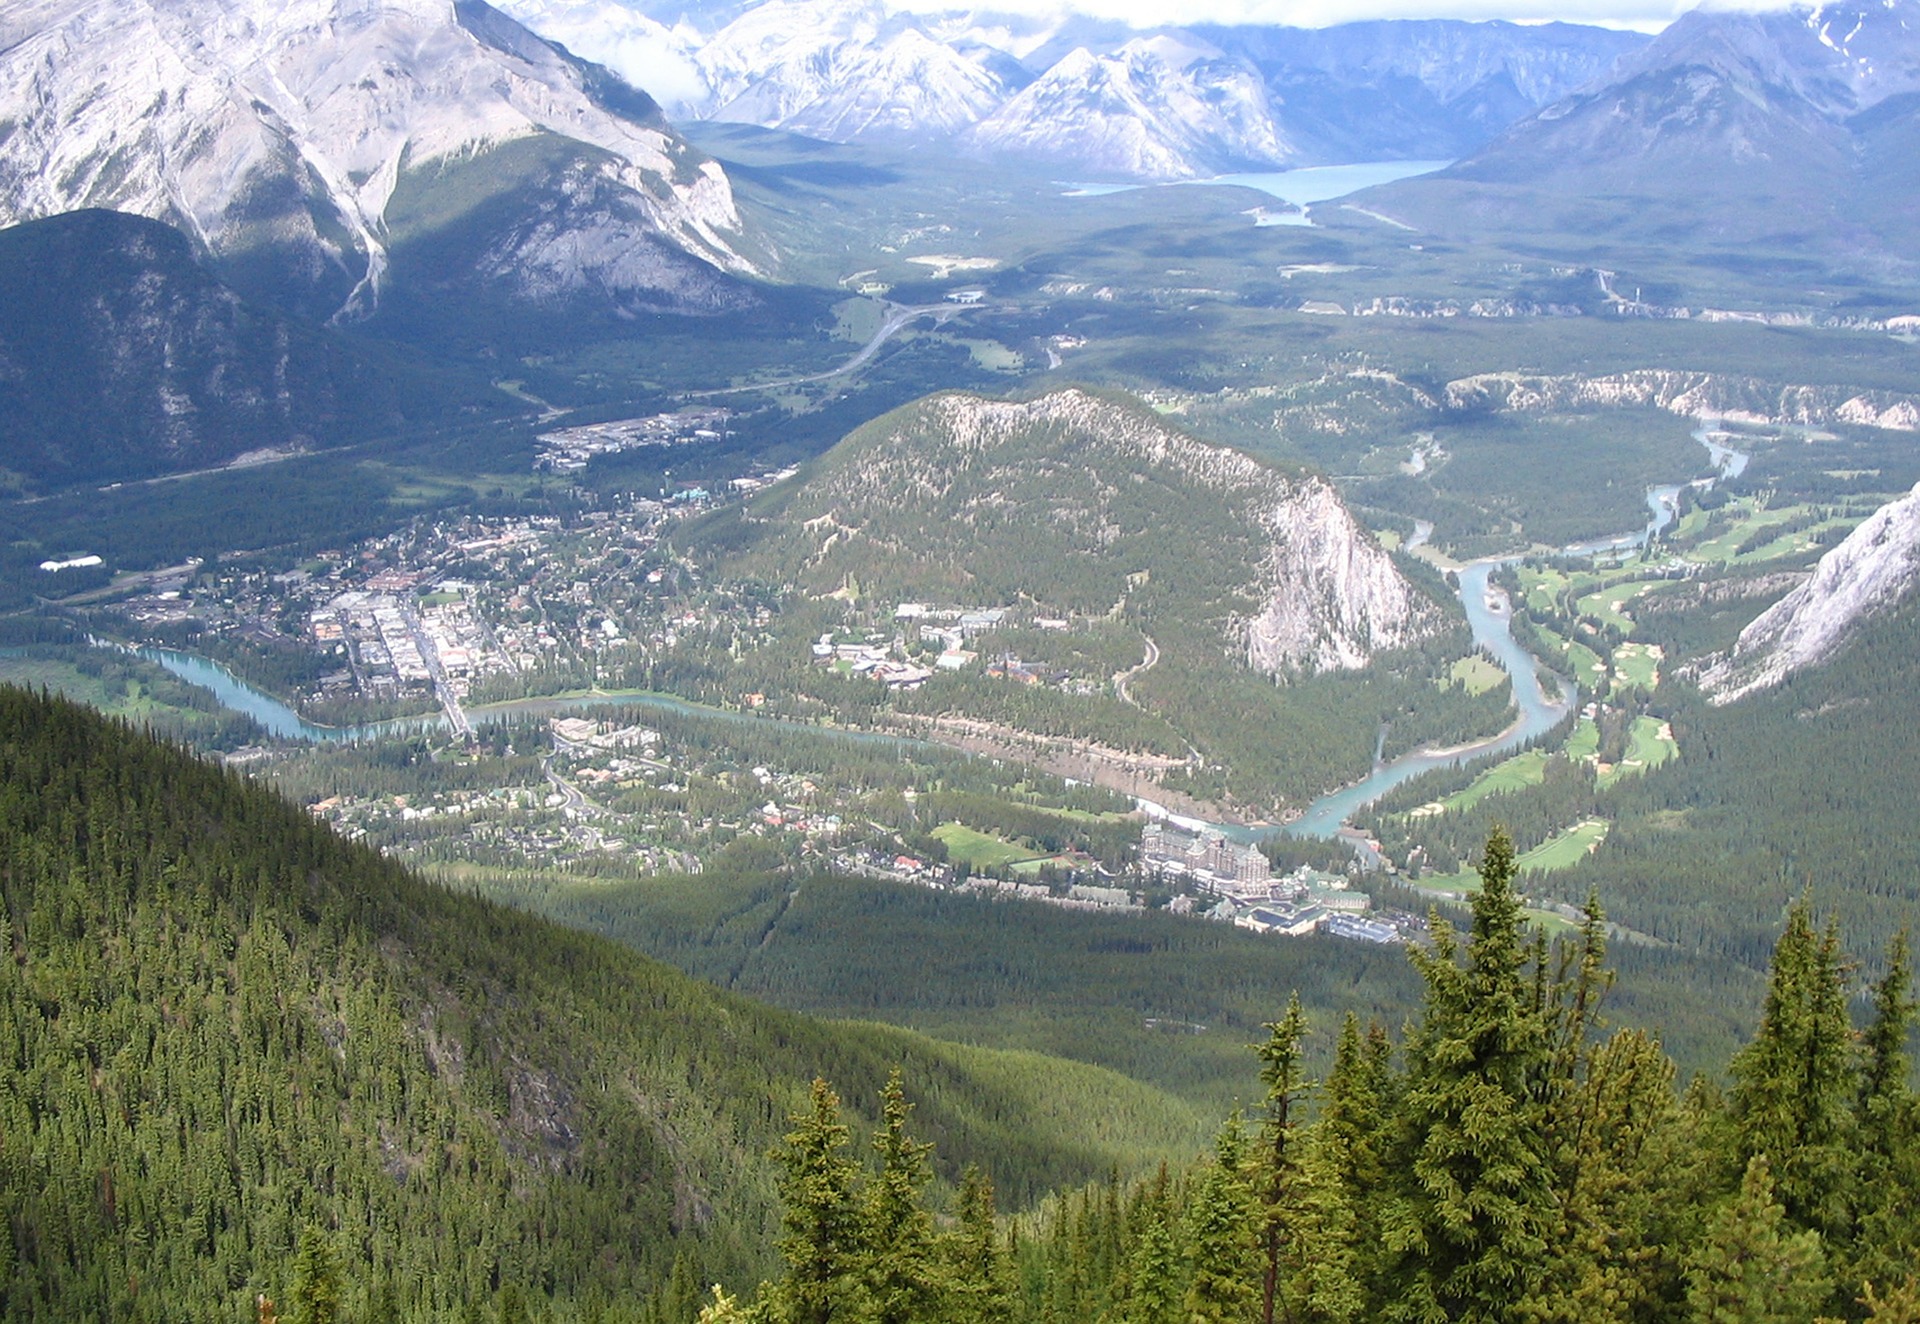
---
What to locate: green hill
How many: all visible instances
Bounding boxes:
[684,387,1511,812]
[0,686,1207,1320]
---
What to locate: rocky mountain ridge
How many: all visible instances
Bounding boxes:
[0,210,501,493]
[960,36,1301,180]
[1698,479,1920,703]
[1444,369,1920,432]
[0,0,755,321]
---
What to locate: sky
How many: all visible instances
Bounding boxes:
[887,0,1800,33]
[887,0,1695,30]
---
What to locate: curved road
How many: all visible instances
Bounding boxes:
[1113,632,1160,706]
[687,302,958,399]
[541,755,604,818]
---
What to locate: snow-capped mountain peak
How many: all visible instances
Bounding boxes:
[964,39,1299,181]
[699,4,1010,142]
[491,0,1643,181]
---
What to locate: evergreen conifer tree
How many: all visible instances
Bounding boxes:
[1683,1156,1830,1324]
[1254,995,1310,1324]
[287,1225,343,1324]
[1727,900,1856,1246]
[1860,1278,1920,1324]
[860,1069,942,1324]
[1184,1113,1258,1324]
[1382,826,1553,1324]
[1291,1017,1391,1324]
[771,1079,864,1324]
[1123,1176,1181,1324]
[946,1166,1016,1324]
[696,1285,757,1324]
[1851,932,1918,1298]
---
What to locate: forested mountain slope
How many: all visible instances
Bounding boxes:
[0,211,505,495]
[681,386,1499,811]
[0,687,1206,1320]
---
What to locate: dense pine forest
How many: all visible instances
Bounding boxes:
[0,687,1206,1321]
[1,684,1915,1322]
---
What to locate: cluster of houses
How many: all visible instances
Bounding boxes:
[534,408,732,472]
[1143,821,1402,944]
[809,634,937,689]
[809,604,1032,689]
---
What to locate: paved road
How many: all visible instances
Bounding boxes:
[687,301,957,398]
[1113,632,1160,706]
[402,601,472,739]
[541,756,603,818]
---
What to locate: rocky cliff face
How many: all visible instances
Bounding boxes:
[1698,481,1920,703]
[0,0,754,321]
[1444,369,1920,432]
[0,210,497,491]
[1241,471,1435,672]
[762,388,1439,675]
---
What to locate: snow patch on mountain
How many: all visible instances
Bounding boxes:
[1698,481,1920,704]
[495,0,708,109]
[492,0,1640,181]
[697,3,1010,142]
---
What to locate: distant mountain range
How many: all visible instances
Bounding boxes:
[0,0,758,323]
[1361,0,1920,273]
[497,0,1645,179]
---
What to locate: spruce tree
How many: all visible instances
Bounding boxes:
[860,1069,942,1324]
[695,1285,757,1324]
[1727,900,1856,1246]
[1184,1113,1259,1324]
[1290,1017,1391,1324]
[1122,1175,1181,1324]
[945,1166,1015,1324]
[1525,1026,1686,1324]
[1860,1279,1920,1324]
[771,1079,864,1324]
[1382,826,1553,1324]
[1683,1156,1830,1324]
[1851,933,1919,1299]
[1254,995,1310,1324]
[287,1225,343,1324]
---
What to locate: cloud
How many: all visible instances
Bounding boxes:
[499,0,710,108]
